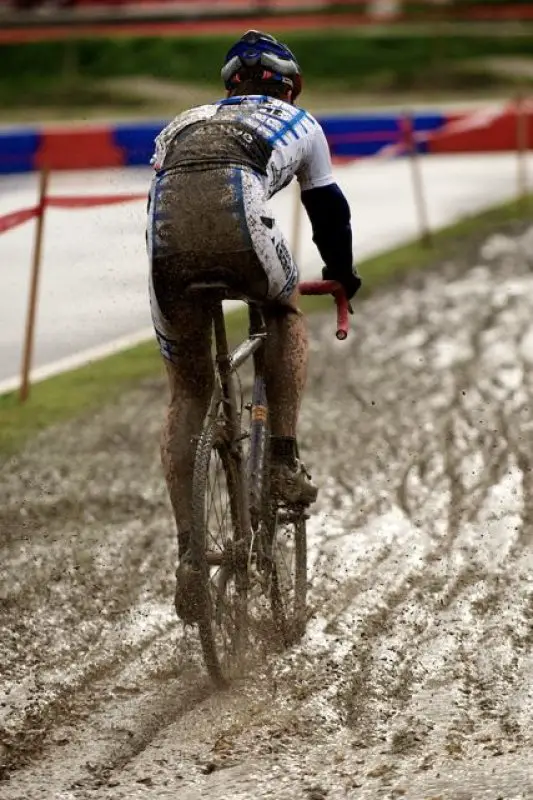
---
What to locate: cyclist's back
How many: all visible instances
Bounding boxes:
[153,94,333,199]
[148,93,335,317]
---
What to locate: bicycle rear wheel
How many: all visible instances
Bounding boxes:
[190,410,250,686]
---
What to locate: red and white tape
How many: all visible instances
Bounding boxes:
[372,102,511,162]
[1,101,529,237]
[0,192,146,236]
[0,205,42,235]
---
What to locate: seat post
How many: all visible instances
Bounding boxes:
[248,303,265,337]
[212,300,230,367]
[211,300,241,442]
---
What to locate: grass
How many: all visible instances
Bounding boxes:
[1,32,533,113]
[0,309,249,459]
[0,78,148,111]
[1,192,531,460]
[0,80,520,126]
[2,30,532,121]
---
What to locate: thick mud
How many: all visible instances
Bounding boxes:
[2,224,533,799]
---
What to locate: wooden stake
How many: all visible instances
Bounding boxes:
[516,93,529,207]
[291,179,303,266]
[402,113,432,248]
[19,168,49,403]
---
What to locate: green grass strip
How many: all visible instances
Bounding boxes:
[1,193,531,460]
[2,31,532,97]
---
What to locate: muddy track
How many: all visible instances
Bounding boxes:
[2,224,533,799]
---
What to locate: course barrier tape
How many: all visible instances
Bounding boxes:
[0,192,147,236]
[0,110,455,174]
[371,101,515,161]
[0,103,508,234]
[3,101,532,175]
[0,205,42,235]
[332,110,470,162]
[46,192,147,208]
[1,99,531,237]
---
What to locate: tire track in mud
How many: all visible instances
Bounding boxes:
[2,224,533,798]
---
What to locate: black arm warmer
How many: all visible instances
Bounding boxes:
[300,183,353,275]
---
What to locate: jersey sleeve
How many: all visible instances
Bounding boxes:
[296,122,335,192]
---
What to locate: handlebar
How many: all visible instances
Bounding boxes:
[298,280,350,341]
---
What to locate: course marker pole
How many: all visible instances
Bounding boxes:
[402,112,432,248]
[20,168,50,403]
[516,93,529,208]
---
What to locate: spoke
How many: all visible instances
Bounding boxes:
[271,522,297,621]
[214,458,227,542]
[210,581,240,637]
[209,457,224,536]
[207,450,234,553]
[205,433,250,669]
[206,463,218,532]
[219,496,231,540]
[214,451,232,544]
[207,474,225,550]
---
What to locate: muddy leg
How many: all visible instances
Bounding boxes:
[160,303,214,557]
[263,290,308,459]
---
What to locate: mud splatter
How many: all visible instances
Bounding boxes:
[1,223,533,799]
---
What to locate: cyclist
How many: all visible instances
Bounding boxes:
[147,30,361,622]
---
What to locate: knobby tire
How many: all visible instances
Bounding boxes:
[190,414,249,686]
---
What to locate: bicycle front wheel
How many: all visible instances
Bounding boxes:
[190,413,250,686]
[261,466,308,647]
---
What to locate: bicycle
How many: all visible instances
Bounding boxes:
[185,278,350,686]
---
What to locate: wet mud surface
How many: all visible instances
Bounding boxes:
[2,224,533,799]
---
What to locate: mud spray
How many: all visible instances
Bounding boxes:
[1,225,533,799]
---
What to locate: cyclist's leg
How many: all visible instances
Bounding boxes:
[241,173,317,503]
[150,277,214,623]
[262,298,317,504]
[157,302,214,559]
[148,171,217,557]
[263,295,308,439]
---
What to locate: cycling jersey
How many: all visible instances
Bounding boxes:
[148,94,356,337]
[152,95,335,199]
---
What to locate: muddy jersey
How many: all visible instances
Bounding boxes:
[151,95,334,199]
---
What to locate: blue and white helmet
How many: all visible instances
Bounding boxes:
[221,30,302,101]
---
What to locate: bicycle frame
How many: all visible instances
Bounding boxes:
[207,299,268,528]
[186,280,350,681]
[207,279,350,529]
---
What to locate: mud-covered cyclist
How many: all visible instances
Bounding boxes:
[147,30,361,622]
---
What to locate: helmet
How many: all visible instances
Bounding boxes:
[221,30,302,101]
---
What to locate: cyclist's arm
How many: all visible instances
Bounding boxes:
[296,125,353,275]
[301,183,353,274]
